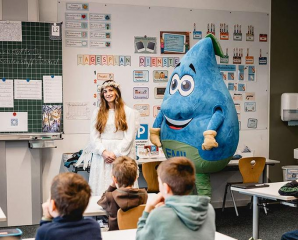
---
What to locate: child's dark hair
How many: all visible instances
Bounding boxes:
[51,172,91,217]
[112,156,137,188]
[157,157,195,195]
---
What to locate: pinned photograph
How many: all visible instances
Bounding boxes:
[134,36,157,54]
[153,70,168,82]
[238,83,246,91]
[247,118,258,128]
[228,72,234,80]
[244,102,256,112]
[42,105,62,132]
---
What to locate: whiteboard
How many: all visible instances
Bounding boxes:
[58,2,269,134]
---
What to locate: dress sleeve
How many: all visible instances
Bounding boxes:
[90,108,106,155]
[113,107,139,157]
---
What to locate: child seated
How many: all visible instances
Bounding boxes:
[35,172,102,240]
[97,156,147,231]
[136,157,216,240]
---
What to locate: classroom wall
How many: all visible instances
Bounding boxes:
[39,0,270,22]
[269,0,298,182]
[39,0,271,206]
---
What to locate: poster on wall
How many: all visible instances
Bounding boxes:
[160,31,189,54]
[42,105,62,132]
[153,70,168,82]
[134,36,157,54]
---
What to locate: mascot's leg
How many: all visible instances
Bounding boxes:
[195,173,211,197]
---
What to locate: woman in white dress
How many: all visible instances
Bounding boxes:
[88,80,139,196]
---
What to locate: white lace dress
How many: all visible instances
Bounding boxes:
[88,105,139,196]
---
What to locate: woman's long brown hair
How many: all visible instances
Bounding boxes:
[95,84,128,134]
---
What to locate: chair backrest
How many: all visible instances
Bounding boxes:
[142,161,160,192]
[117,204,146,230]
[239,157,266,183]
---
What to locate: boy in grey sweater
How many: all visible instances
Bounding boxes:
[136,157,215,240]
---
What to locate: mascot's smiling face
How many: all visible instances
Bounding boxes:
[161,37,227,131]
[158,35,239,162]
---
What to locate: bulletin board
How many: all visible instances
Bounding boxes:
[0,22,63,136]
[58,2,269,135]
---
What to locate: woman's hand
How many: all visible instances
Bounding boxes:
[102,150,116,164]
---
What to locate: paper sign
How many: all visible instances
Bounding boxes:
[233,93,243,101]
[90,22,111,30]
[133,87,149,99]
[66,3,89,10]
[133,70,149,82]
[43,76,63,103]
[90,41,111,48]
[163,33,186,53]
[90,13,111,21]
[0,79,13,108]
[66,21,88,29]
[234,103,241,113]
[66,102,90,120]
[97,73,114,81]
[90,32,111,39]
[0,112,28,132]
[134,104,150,117]
[66,40,88,47]
[14,79,42,100]
[65,30,88,38]
[65,13,88,21]
[245,92,255,101]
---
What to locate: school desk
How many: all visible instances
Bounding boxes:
[231,181,296,240]
[23,229,237,240]
[101,229,237,240]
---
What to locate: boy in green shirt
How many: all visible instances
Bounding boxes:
[136,157,215,240]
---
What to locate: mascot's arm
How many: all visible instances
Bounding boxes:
[150,111,164,147]
[202,109,224,150]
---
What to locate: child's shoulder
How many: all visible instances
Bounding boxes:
[148,205,175,220]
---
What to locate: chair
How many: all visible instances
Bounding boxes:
[222,157,266,216]
[117,204,146,230]
[142,161,161,193]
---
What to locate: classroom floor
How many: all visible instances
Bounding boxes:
[1,204,298,240]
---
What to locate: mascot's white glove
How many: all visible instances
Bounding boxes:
[202,130,218,150]
[150,128,162,147]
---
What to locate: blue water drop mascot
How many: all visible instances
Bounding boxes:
[150,34,239,197]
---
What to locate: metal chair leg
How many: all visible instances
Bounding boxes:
[222,183,229,212]
[263,203,268,215]
[230,187,239,216]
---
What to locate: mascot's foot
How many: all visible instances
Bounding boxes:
[195,173,211,198]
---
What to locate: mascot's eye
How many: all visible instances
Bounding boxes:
[181,80,191,91]
[169,74,180,95]
[171,79,178,90]
[179,75,195,96]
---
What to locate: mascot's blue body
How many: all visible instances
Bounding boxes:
[151,34,239,196]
